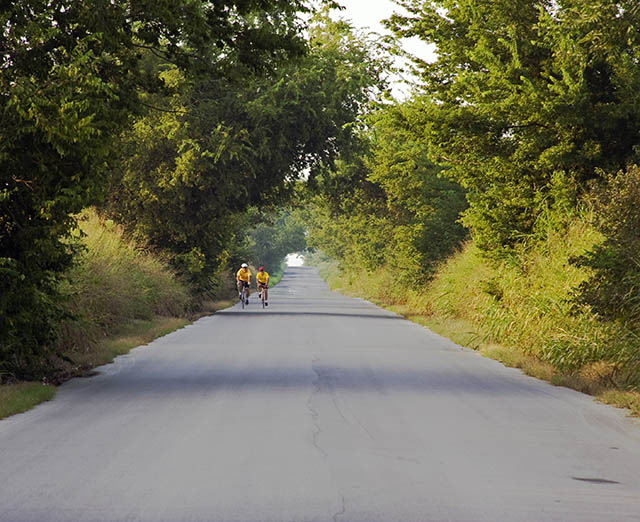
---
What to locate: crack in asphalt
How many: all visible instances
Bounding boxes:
[309,359,348,522]
[332,495,346,522]
[308,358,328,458]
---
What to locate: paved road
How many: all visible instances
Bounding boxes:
[1,266,640,522]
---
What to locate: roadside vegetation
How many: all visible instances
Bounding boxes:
[301,1,640,416]
[1,208,299,419]
[1,210,193,418]
[4,1,640,421]
[307,212,640,417]
[0,383,56,420]
[2,2,386,417]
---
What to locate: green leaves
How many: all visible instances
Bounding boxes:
[574,166,640,323]
[389,0,640,255]
[303,97,468,283]
[103,10,390,294]
[245,209,307,272]
[0,0,315,377]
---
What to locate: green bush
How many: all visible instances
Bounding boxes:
[574,166,640,323]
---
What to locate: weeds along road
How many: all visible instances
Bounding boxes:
[1,266,640,522]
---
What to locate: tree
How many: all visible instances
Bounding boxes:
[574,166,640,323]
[0,0,312,378]
[303,99,467,282]
[248,209,307,272]
[104,9,391,292]
[367,99,468,278]
[387,0,640,254]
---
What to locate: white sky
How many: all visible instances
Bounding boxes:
[332,0,434,59]
[330,0,436,96]
[285,253,305,266]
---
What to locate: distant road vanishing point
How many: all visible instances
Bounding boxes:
[1,266,640,521]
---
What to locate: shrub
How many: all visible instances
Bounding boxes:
[574,166,640,323]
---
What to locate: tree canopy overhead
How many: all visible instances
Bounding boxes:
[103,8,391,289]
[0,0,326,377]
[1,1,391,377]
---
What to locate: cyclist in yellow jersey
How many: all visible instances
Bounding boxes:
[256,266,269,306]
[236,263,251,303]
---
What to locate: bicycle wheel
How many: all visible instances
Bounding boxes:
[241,292,245,309]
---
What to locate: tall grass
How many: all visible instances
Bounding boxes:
[57,209,191,353]
[314,213,640,414]
[419,218,605,360]
[1,209,226,418]
[322,215,606,363]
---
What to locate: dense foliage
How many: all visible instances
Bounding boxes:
[303,98,468,284]
[388,0,640,254]
[103,11,387,292]
[58,209,191,353]
[302,0,640,384]
[0,0,319,378]
[575,166,640,324]
[1,2,390,378]
[5,0,640,388]
[246,209,307,274]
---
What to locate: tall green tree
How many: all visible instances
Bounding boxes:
[304,98,467,282]
[0,0,312,377]
[388,0,640,254]
[367,100,468,277]
[105,9,391,292]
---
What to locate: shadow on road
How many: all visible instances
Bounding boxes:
[218,310,403,320]
[90,364,538,397]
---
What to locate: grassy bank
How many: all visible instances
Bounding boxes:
[57,209,191,349]
[0,217,292,420]
[308,218,640,417]
[0,383,57,419]
[1,210,196,420]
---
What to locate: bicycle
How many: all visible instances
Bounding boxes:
[257,282,268,309]
[238,281,250,309]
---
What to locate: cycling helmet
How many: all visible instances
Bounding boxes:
[241,263,248,268]
[258,266,264,271]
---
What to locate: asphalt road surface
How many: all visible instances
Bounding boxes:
[1,266,640,522]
